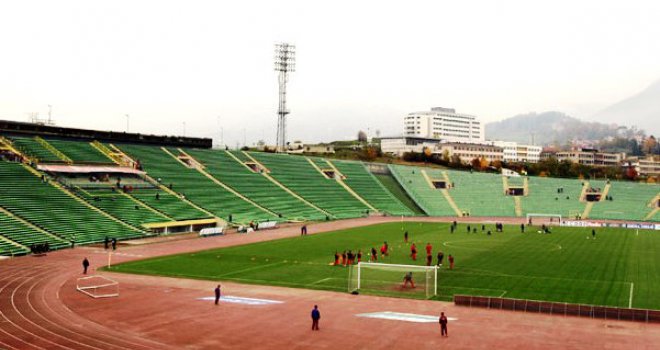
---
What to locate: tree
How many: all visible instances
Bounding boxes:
[357,130,368,143]
[643,135,657,155]
[471,157,482,170]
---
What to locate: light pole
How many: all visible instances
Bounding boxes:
[274,43,296,152]
[125,114,130,132]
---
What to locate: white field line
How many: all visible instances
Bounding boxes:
[310,277,333,285]
[629,282,634,309]
[217,261,286,278]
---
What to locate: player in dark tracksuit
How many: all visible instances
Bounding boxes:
[214,284,221,305]
[82,257,90,274]
[439,312,448,336]
[311,305,320,330]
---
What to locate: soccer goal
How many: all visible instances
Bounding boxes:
[348,262,438,299]
[76,275,119,298]
[526,213,562,224]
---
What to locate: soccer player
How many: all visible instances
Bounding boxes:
[425,242,432,256]
[381,242,389,258]
[402,271,415,288]
[592,229,596,239]
[357,250,362,263]
[520,223,525,233]
[404,231,409,243]
[371,247,378,261]
[426,253,432,266]
[437,251,444,266]
[410,243,417,260]
[334,251,339,266]
[342,251,347,266]
[448,255,455,270]
[439,312,448,336]
[467,225,471,233]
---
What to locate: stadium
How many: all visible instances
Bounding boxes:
[0,119,658,349]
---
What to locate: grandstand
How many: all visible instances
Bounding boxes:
[589,181,658,221]
[389,165,456,216]
[10,136,62,163]
[117,144,277,223]
[185,148,326,221]
[0,211,67,255]
[330,160,414,216]
[249,152,370,218]
[1,122,659,257]
[76,190,172,228]
[448,170,517,217]
[522,177,586,219]
[45,139,114,164]
[0,161,146,246]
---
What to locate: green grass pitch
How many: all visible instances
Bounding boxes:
[108,222,660,309]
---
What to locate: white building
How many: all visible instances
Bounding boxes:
[380,136,440,156]
[488,141,542,163]
[404,107,484,143]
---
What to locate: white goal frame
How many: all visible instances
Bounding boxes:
[526,213,562,223]
[76,275,119,298]
[349,262,438,297]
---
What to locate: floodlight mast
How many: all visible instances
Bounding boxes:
[274,43,295,152]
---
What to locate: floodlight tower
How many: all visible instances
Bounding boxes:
[274,43,296,152]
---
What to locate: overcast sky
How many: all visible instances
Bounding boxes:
[1,0,659,147]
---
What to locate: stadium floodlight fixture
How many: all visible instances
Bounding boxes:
[274,42,296,152]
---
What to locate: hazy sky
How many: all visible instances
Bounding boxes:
[1,0,659,147]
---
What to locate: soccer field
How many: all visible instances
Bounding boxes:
[108,222,660,309]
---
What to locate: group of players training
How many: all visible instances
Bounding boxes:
[331,228,456,270]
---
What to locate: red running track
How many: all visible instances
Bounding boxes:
[1,216,659,349]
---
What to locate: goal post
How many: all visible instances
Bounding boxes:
[348,262,438,299]
[526,213,562,224]
[76,275,119,298]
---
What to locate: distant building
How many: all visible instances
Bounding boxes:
[380,136,440,156]
[555,148,625,166]
[624,156,660,177]
[404,107,484,142]
[487,141,542,163]
[437,142,504,163]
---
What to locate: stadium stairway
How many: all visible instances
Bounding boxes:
[388,165,456,217]
[248,152,370,219]
[0,207,69,250]
[328,159,415,216]
[174,148,282,220]
[9,136,63,163]
[0,161,146,245]
[315,158,379,213]
[116,144,273,224]
[22,164,147,233]
[35,136,73,163]
[0,233,29,256]
[184,149,326,221]
[240,151,332,219]
[429,170,462,216]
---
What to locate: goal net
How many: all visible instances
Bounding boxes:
[348,262,438,299]
[76,275,119,298]
[526,213,562,224]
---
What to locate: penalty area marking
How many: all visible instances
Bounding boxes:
[197,295,283,305]
[356,311,458,323]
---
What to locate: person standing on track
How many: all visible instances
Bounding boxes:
[82,257,90,274]
[214,284,221,305]
[311,305,320,330]
[439,312,448,337]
